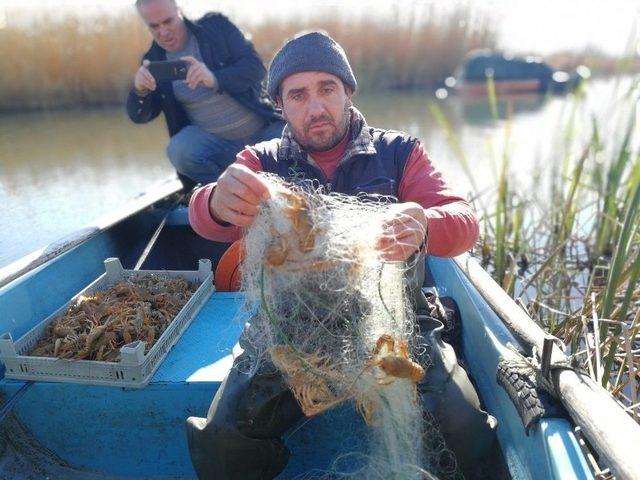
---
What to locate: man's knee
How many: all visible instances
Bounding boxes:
[166,130,201,172]
[166,127,237,183]
[185,364,297,480]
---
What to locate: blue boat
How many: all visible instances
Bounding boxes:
[451,50,589,96]
[0,179,638,479]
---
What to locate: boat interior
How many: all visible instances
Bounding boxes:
[0,195,593,479]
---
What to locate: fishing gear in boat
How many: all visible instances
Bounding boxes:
[187,175,496,480]
[0,190,188,421]
[0,381,32,424]
[3,177,627,478]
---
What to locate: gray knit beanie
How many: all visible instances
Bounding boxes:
[267,31,357,99]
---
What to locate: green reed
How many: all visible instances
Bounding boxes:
[430,74,640,417]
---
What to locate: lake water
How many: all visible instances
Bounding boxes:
[0,77,631,269]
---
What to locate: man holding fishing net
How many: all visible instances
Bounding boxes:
[187,31,497,479]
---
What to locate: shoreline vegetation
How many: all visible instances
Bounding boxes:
[431,75,640,426]
[1,8,638,112]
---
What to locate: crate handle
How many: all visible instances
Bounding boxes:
[0,333,16,356]
[104,258,125,282]
[120,341,146,365]
[198,259,212,281]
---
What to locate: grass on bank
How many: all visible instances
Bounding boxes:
[0,7,496,111]
[431,76,640,421]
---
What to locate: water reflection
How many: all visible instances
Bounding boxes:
[456,93,547,126]
[1,109,170,185]
[0,77,628,269]
[0,109,173,267]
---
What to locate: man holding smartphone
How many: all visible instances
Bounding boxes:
[127,0,283,189]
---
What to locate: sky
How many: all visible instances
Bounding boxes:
[1,0,639,57]
[487,0,639,56]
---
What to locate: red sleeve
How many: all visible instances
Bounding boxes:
[398,142,479,257]
[188,148,263,242]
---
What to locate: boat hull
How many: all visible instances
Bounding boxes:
[456,79,543,96]
[0,195,596,479]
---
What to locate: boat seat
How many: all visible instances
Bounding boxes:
[151,292,245,385]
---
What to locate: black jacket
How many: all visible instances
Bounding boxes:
[126,13,281,137]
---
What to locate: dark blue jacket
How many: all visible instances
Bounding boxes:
[253,129,417,198]
[126,13,281,137]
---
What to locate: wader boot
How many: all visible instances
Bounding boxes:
[186,256,495,479]
[185,329,304,480]
[416,315,497,479]
[408,256,497,479]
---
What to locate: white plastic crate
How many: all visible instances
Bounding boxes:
[0,257,214,388]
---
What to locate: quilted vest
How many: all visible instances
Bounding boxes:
[253,128,417,199]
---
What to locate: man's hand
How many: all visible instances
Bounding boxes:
[209,164,271,228]
[375,202,428,262]
[182,56,216,90]
[133,59,156,95]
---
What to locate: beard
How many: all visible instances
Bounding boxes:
[287,102,352,152]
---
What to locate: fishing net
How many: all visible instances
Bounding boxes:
[240,175,458,479]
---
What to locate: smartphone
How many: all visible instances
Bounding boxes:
[147,60,188,83]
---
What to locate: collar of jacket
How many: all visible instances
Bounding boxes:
[278,107,377,167]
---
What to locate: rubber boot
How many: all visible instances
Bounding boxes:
[406,255,497,478]
[185,331,304,480]
[416,315,497,479]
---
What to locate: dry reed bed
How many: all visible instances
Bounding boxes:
[0,7,496,111]
[2,7,636,111]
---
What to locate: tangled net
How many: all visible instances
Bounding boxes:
[241,175,456,479]
[29,276,196,362]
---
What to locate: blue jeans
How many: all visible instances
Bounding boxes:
[166,121,285,184]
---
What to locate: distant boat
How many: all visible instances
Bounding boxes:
[448,50,590,96]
